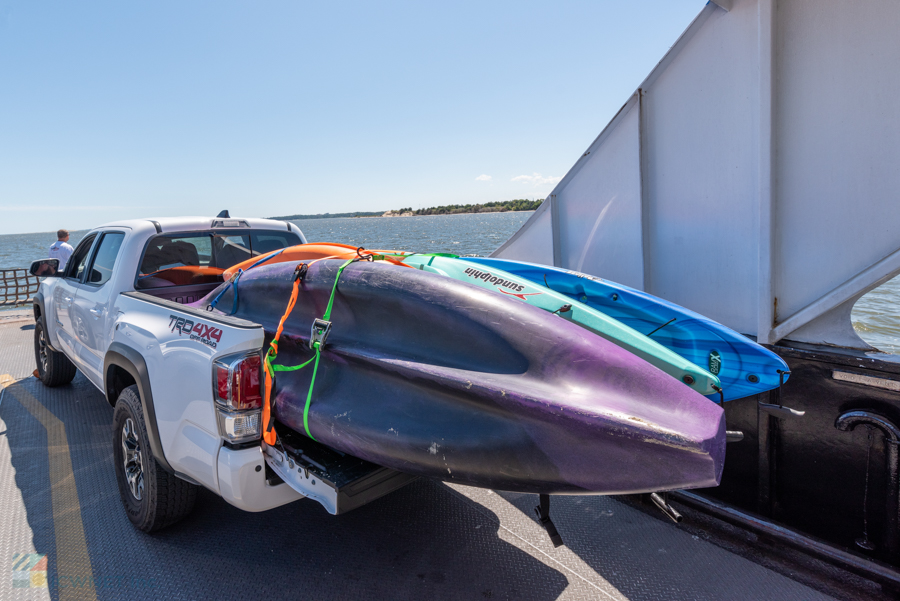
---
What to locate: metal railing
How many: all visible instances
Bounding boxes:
[1,268,38,307]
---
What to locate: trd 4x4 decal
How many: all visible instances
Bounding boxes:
[169,315,222,349]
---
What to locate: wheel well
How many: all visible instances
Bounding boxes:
[106,364,136,407]
[33,303,41,321]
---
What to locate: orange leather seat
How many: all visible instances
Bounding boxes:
[139,266,225,286]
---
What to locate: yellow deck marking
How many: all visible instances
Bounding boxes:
[2,375,98,601]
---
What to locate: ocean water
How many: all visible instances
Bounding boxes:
[1,212,897,354]
[291,212,530,257]
[0,229,90,271]
[851,276,900,354]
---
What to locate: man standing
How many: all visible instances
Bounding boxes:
[49,229,74,271]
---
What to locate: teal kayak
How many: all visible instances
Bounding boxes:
[461,257,790,402]
[398,254,721,396]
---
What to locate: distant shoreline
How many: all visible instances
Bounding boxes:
[272,199,543,221]
[276,209,537,221]
[268,211,385,220]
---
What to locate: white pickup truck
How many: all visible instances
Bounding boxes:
[30,215,414,532]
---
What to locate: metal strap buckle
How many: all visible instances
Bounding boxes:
[293,263,309,282]
[309,318,332,350]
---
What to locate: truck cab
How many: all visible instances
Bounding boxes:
[39,216,305,388]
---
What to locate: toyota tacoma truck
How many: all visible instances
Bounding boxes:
[30,215,415,532]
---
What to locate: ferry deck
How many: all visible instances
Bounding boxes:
[0,309,883,600]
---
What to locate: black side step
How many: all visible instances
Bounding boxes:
[267,424,417,515]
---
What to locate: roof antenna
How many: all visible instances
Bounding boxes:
[217,210,230,218]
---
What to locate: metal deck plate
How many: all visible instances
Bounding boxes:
[0,318,851,600]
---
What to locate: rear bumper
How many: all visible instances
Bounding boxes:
[217,445,304,512]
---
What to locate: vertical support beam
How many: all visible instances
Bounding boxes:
[550,194,561,267]
[757,396,777,517]
[757,0,776,344]
[638,89,652,294]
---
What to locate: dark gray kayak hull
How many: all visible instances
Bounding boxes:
[208,259,725,495]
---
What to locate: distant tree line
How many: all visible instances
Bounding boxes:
[269,211,385,220]
[271,199,543,221]
[403,198,543,216]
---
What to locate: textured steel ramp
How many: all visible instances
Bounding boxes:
[0,316,854,600]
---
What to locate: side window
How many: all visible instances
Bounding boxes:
[66,235,97,282]
[87,233,125,286]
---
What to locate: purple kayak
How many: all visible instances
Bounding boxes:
[205,259,725,495]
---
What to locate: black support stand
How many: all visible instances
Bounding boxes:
[534,494,564,548]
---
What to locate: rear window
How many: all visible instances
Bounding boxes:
[136,230,301,289]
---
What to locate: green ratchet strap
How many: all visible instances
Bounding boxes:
[265,258,354,441]
[383,252,459,260]
[264,252,453,440]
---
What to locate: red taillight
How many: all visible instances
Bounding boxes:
[214,354,262,410]
[216,365,230,401]
[232,355,262,410]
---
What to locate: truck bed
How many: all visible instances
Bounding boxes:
[134,282,221,305]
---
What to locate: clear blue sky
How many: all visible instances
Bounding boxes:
[0,0,705,235]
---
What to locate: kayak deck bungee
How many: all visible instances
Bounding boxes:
[462,257,790,402]
[396,254,721,397]
[201,259,726,495]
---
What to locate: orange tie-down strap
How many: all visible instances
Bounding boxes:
[223,243,413,280]
[262,266,304,445]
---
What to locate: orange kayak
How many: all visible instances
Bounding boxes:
[222,243,412,280]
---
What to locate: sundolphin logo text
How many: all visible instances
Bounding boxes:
[169,315,222,349]
[463,267,526,292]
[462,268,544,300]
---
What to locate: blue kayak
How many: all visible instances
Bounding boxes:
[462,257,789,402]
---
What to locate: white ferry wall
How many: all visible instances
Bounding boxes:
[494,0,900,350]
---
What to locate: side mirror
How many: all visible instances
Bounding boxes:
[30,258,61,278]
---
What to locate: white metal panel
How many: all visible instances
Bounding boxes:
[555,97,644,290]
[771,0,900,344]
[496,0,900,348]
[491,200,554,264]
[642,0,761,334]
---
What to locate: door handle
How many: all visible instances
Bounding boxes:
[64,296,73,305]
[90,308,103,319]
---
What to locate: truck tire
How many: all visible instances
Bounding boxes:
[113,385,198,532]
[34,320,77,387]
